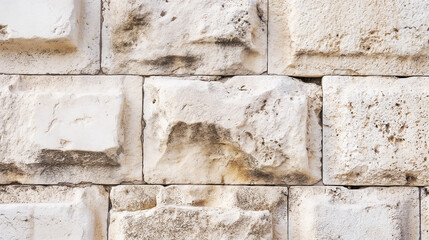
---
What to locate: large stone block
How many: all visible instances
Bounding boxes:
[0,0,100,74]
[323,76,429,185]
[289,187,419,240]
[109,185,287,239]
[0,185,108,240]
[143,76,322,185]
[269,0,429,76]
[0,75,142,184]
[102,0,267,75]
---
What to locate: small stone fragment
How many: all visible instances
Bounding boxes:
[144,76,322,185]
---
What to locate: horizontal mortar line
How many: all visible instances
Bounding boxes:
[2,73,429,78]
[0,182,425,188]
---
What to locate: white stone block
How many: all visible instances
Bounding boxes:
[109,185,287,240]
[289,187,419,240]
[0,0,100,74]
[0,185,108,240]
[0,75,142,184]
[269,0,429,76]
[143,76,322,184]
[0,0,81,48]
[421,188,429,239]
[323,76,429,185]
[102,0,267,75]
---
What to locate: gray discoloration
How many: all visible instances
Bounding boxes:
[36,149,121,167]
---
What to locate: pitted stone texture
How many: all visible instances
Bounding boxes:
[289,187,419,240]
[324,76,429,185]
[102,0,267,75]
[0,75,142,184]
[0,0,100,74]
[0,185,108,240]
[269,0,429,76]
[109,185,287,240]
[421,188,429,239]
[144,76,322,185]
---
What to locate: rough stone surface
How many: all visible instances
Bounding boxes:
[144,76,322,185]
[269,0,429,76]
[102,0,267,75]
[324,76,429,185]
[0,185,108,240]
[422,188,429,239]
[0,0,100,74]
[289,186,419,240]
[109,185,287,240]
[0,75,142,184]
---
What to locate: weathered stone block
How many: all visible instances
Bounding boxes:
[289,187,419,240]
[0,0,100,74]
[0,185,108,240]
[324,76,429,185]
[269,0,429,76]
[102,0,267,75]
[0,75,142,184]
[144,76,321,185]
[109,185,287,239]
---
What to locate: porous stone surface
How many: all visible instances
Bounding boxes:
[289,186,419,240]
[0,185,108,240]
[109,185,287,240]
[323,76,429,185]
[0,0,100,74]
[102,0,267,75]
[143,76,322,185]
[0,75,142,184]
[269,0,429,76]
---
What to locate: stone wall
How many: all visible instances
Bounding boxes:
[0,0,428,239]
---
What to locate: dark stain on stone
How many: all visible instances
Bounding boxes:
[0,25,7,35]
[214,37,247,47]
[191,199,207,206]
[145,55,198,70]
[0,163,25,176]
[113,11,151,53]
[122,12,150,31]
[35,149,121,167]
[405,173,417,185]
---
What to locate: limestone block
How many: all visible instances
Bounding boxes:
[102,0,267,75]
[421,188,429,239]
[0,0,100,74]
[289,187,419,240]
[324,76,429,185]
[109,185,287,240]
[269,0,429,76]
[0,75,142,184]
[0,185,108,240]
[143,76,322,185]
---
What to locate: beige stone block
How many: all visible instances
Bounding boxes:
[109,185,287,240]
[143,76,321,185]
[0,75,142,184]
[102,0,267,75]
[324,76,429,185]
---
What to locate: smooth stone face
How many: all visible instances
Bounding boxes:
[0,0,81,48]
[0,185,108,240]
[421,188,429,239]
[0,0,100,74]
[109,185,288,240]
[269,0,429,76]
[143,76,322,185]
[102,0,267,75]
[289,187,419,240]
[0,75,142,184]
[323,76,429,185]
